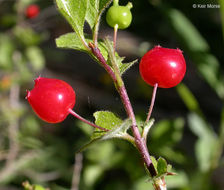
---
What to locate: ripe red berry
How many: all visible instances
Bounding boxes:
[139,46,186,88]
[26,4,40,19]
[26,77,76,123]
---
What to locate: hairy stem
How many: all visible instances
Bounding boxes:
[89,42,117,82]
[119,85,157,177]
[68,109,109,132]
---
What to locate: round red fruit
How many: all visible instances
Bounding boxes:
[26,77,76,123]
[26,4,40,18]
[139,46,186,88]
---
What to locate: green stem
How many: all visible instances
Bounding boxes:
[113,0,119,6]
[113,24,118,54]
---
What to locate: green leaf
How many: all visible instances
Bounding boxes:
[85,0,98,29]
[150,118,185,146]
[56,32,88,52]
[157,157,168,177]
[92,111,123,139]
[55,0,87,38]
[188,113,216,139]
[104,38,137,75]
[188,113,217,171]
[78,116,132,152]
[26,46,45,71]
[150,156,158,171]
[86,0,113,29]
[116,56,138,75]
[13,26,42,46]
[83,165,104,187]
[176,84,203,116]
[0,34,14,70]
[100,119,132,140]
[56,32,108,58]
[142,119,154,140]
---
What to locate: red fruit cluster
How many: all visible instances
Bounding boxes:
[26,77,76,123]
[139,46,186,88]
[26,4,40,18]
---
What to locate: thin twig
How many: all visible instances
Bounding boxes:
[6,84,20,166]
[71,153,83,190]
[89,42,117,82]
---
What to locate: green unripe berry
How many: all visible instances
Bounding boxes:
[106,1,132,29]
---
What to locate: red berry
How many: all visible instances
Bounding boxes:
[26,77,76,123]
[26,4,40,18]
[139,46,186,88]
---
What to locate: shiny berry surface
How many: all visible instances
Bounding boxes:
[26,77,76,123]
[26,4,40,18]
[139,46,186,88]
[106,3,132,29]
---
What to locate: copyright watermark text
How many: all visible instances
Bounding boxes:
[192,4,220,9]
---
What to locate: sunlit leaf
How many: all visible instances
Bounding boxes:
[55,0,87,38]
[92,111,123,139]
[157,157,167,176]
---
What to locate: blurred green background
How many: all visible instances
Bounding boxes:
[0,0,224,189]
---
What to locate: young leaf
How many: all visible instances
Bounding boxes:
[56,32,89,52]
[157,157,168,177]
[55,0,87,39]
[78,118,133,152]
[104,38,137,75]
[86,0,113,29]
[142,119,155,141]
[116,56,138,75]
[100,119,132,140]
[85,0,98,29]
[92,111,123,139]
[150,156,158,172]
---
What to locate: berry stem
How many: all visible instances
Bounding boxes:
[113,0,119,6]
[146,83,158,123]
[68,109,109,132]
[113,24,118,54]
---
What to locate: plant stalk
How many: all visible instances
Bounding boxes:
[146,83,158,123]
[89,44,158,178]
[69,109,109,132]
